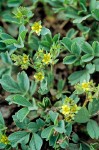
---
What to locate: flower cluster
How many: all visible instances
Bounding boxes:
[75,81,98,106]
[61,97,80,122]
[42,53,51,64]
[31,21,42,35]
[33,51,52,81]
[34,72,44,81]
[13,6,33,23]
[74,80,95,93]
[11,53,30,70]
[81,81,91,91]
[0,135,9,145]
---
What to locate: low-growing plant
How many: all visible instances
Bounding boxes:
[0,1,99,150]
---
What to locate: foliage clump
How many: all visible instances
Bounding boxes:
[0,0,99,150]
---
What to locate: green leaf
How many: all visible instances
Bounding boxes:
[13,115,30,129]
[64,6,78,19]
[68,70,90,85]
[54,120,66,133]
[0,42,6,50]
[69,143,80,150]
[60,141,68,149]
[71,42,81,55]
[38,79,49,95]
[16,107,30,122]
[72,37,85,45]
[49,111,58,124]
[80,143,90,150]
[29,35,39,50]
[2,13,19,24]
[36,118,45,129]
[77,24,90,34]
[81,42,94,54]
[8,131,29,147]
[81,54,94,62]
[61,37,72,52]
[17,71,29,94]
[88,98,99,115]
[0,112,5,126]
[86,63,95,74]
[66,123,72,136]
[14,36,24,48]
[49,134,58,147]
[93,59,99,71]
[42,97,51,108]
[18,25,27,41]
[29,133,43,150]
[79,2,87,14]
[75,107,90,123]
[53,33,60,42]
[63,55,77,64]
[72,133,79,143]
[0,75,21,93]
[40,41,51,51]
[7,0,23,7]
[29,80,37,96]
[57,79,65,91]
[28,122,38,132]
[92,41,99,56]
[90,0,96,11]
[41,27,51,35]
[0,143,6,149]
[66,28,78,39]
[41,125,54,140]
[3,39,17,45]
[92,9,99,21]
[0,33,17,45]
[12,95,32,107]
[0,52,12,64]
[73,15,91,23]
[87,120,99,139]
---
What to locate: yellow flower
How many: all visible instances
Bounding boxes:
[42,53,51,64]
[81,81,90,91]
[61,105,70,115]
[0,135,9,145]
[20,54,30,70]
[34,72,44,81]
[70,104,78,113]
[22,54,29,64]
[31,21,42,35]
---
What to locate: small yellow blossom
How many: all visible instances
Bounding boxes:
[0,135,9,145]
[81,82,90,91]
[61,105,70,115]
[70,104,79,113]
[34,72,44,81]
[61,97,81,122]
[11,53,30,70]
[22,54,29,64]
[31,21,42,35]
[42,53,51,64]
[21,54,30,70]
